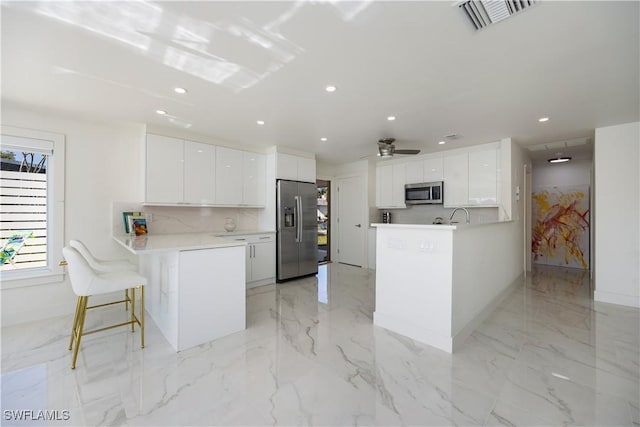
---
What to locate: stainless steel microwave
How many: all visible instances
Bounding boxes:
[405,181,444,205]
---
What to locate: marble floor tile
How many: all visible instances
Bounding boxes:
[2,263,638,426]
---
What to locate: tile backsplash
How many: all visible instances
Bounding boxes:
[113,202,262,236]
[370,205,498,225]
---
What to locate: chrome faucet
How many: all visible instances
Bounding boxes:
[449,207,470,224]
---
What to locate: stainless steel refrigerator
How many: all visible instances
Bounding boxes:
[276,179,318,282]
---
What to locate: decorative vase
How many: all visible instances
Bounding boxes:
[224,217,236,232]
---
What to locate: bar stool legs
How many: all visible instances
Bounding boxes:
[68,286,145,369]
[71,296,88,370]
[140,285,145,349]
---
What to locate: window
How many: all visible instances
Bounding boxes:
[0,126,65,287]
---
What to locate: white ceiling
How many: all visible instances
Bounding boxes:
[2,1,638,164]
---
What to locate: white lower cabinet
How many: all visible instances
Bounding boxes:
[227,233,275,287]
[140,246,246,352]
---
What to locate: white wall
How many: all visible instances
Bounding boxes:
[532,158,592,189]
[594,122,640,308]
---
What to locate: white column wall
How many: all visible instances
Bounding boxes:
[594,121,640,308]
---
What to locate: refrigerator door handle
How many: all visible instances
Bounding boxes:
[294,195,301,243]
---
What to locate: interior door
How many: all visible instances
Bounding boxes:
[338,176,364,267]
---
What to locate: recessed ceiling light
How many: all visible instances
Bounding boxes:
[548,156,571,163]
[387,116,396,121]
[320,137,327,142]
[325,85,337,92]
[438,141,446,145]
[174,87,187,94]
[156,110,167,115]
[256,120,265,125]
[539,117,549,122]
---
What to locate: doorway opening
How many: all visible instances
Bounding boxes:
[317,179,330,264]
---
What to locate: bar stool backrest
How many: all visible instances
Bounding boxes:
[62,246,96,297]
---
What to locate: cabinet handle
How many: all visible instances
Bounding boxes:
[259,236,270,240]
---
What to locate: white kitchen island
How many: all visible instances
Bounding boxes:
[114,233,247,352]
[372,221,523,353]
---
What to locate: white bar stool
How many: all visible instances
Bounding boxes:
[69,239,136,272]
[69,239,136,310]
[62,246,147,369]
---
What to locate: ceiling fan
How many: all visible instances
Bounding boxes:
[377,138,420,159]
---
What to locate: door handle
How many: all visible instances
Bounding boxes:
[294,195,302,243]
[355,224,361,228]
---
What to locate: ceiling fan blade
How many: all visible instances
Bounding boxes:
[394,149,421,155]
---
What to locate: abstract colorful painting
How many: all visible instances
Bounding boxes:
[532,185,590,269]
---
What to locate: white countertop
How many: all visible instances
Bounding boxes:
[371,221,512,230]
[371,223,458,230]
[113,233,248,255]
[212,229,275,237]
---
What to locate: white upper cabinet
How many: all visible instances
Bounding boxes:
[184,141,215,204]
[145,134,266,207]
[376,163,406,208]
[276,153,298,181]
[374,142,501,209]
[377,164,393,207]
[297,156,316,183]
[443,146,499,207]
[443,153,469,207]
[146,134,184,203]
[405,160,424,184]
[468,148,498,205]
[215,146,244,205]
[276,153,316,183]
[423,157,444,182]
[243,152,266,206]
[405,157,444,184]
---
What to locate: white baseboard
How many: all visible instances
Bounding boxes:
[451,273,523,351]
[1,301,75,327]
[247,278,275,289]
[373,311,452,353]
[595,290,640,308]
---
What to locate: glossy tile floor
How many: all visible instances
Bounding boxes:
[2,264,639,426]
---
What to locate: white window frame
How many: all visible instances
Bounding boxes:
[0,125,65,289]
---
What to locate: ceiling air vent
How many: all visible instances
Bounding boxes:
[457,0,536,30]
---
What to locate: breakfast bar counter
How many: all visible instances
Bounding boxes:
[372,221,523,353]
[113,233,247,352]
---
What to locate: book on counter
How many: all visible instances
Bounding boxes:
[128,216,148,236]
[122,211,145,235]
